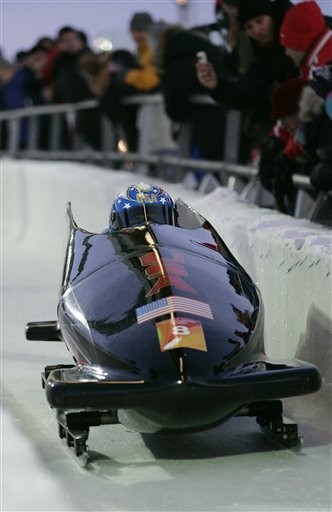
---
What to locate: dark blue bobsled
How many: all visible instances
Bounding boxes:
[26,196,321,463]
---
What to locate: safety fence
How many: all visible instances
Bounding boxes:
[1,96,330,226]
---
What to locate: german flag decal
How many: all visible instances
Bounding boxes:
[156,317,207,352]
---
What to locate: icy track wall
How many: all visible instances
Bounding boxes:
[3,158,331,400]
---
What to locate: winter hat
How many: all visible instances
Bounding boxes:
[280,1,326,52]
[130,12,153,32]
[238,0,274,28]
[271,78,306,119]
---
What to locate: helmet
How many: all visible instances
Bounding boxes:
[109,183,176,231]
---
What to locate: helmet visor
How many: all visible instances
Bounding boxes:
[112,204,175,230]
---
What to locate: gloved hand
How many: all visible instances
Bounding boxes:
[196,61,218,90]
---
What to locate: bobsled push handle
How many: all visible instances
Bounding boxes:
[26,321,62,341]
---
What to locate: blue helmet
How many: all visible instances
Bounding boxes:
[109,183,176,231]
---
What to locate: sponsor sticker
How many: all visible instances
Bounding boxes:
[156,317,207,352]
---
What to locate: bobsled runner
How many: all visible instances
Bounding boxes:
[26,184,321,465]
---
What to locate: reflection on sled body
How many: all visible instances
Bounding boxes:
[26,199,321,461]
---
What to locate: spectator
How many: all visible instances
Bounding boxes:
[124,12,160,92]
[24,44,53,148]
[196,0,298,159]
[271,78,305,136]
[279,0,332,80]
[52,26,101,149]
[310,60,332,121]
[40,35,61,85]
[260,77,307,212]
[260,1,332,208]
[0,60,27,111]
[152,22,230,161]
[260,74,332,212]
[195,0,255,75]
[53,26,90,103]
[0,59,31,148]
[197,0,297,105]
[79,49,140,151]
[83,12,168,156]
[219,0,255,75]
[15,50,31,69]
[306,62,332,191]
[35,36,56,52]
[24,45,50,103]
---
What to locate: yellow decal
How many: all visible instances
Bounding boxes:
[156,317,207,352]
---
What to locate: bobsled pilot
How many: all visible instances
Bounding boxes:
[109,183,177,231]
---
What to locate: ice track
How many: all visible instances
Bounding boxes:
[2,159,331,511]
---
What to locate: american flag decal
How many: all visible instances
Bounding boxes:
[136,296,213,324]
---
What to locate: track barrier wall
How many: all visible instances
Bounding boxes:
[2,97,331,224]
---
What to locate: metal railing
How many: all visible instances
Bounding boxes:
[0,95,248,180]
[0,99,99,154]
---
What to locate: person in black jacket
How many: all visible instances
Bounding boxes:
[196,0,298,158]
[153,24,231,161]
[197,0,297,106]
[52,26,101,149]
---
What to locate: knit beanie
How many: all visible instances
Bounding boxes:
[271,78,306,119]
[238,0,274,28]
[130,12,153,32]
[280,1,326,52]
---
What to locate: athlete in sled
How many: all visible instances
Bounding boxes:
[26,183,321,464]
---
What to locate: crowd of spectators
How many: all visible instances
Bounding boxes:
[0,27,101,150]
[1,0,331,214]
[197,0,332,212]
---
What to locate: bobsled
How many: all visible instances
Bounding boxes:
[26,185,321,464]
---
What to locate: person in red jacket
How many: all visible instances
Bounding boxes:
[258,77,306,211]
[279,0,332,80]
